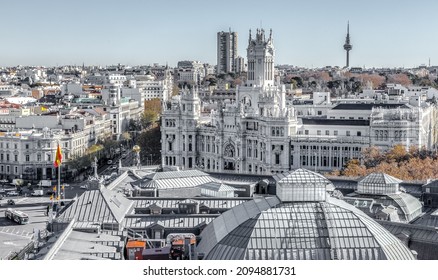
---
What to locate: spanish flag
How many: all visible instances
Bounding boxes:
[54,143,62,168]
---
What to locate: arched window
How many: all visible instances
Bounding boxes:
[224,144,235,158]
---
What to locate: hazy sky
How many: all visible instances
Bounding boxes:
[1,0,437,68]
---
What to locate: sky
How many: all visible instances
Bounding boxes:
[1,0,438,68]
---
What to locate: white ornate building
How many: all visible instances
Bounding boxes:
[162,29,297,174]
[161,29,438,175]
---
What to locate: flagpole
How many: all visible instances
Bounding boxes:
[58,161,61,203]
[55,140,62,211]
[56,141,61,210]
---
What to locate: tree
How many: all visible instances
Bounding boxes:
[385,144,409,163]
[136,123,161,164]
[144,98,161,115]
[121,132,132,146]
[317,71,331,82]
[387,73,412,86]
[352,81,362,93]
[362,146,383,168]
[342,159,367,177]
[360,74,385,89]
[334,145,438,181]
[141,98,162,129]
[290,76,303,88]
[141,110,158,129]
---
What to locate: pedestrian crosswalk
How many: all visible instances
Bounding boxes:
[0,227,33,238]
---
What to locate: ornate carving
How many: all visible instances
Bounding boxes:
[224,143,235,158]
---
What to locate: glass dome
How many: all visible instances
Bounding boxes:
[197,196,414,260]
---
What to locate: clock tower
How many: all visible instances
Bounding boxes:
[246,28,275,87]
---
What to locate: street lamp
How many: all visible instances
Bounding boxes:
[119,144,123,169]
[133,145,141,168]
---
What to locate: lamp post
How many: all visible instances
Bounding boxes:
[119,144,123,169]
[133,145,141,169]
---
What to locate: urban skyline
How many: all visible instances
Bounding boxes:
[2,1,438,263]
[1,0,438,68]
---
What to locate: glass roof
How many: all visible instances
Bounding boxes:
[274,168,335,202]
[274,168,334,185]
[198,195,414,260]
[358,173,402,185]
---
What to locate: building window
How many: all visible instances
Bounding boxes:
[25,144,29,149]
[317,111,322,115]
[14,155,18,162]
[305,130,309,135]
[357,131,362,136]
[26,155,30,162]
[275,154,280,165]
[325,130,329,135]
[346,131,350,136]
[334,130,338,136]
[14,144,17,149]
[317,130,321,136]
[14,166,18,174]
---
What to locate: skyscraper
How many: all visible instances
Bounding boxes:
[343,22,352,68]
[217,29,238,74]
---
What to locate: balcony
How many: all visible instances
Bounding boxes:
[291,135,369,145]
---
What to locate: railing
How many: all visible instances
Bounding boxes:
[291,135,369,144]
[3,240,35,260]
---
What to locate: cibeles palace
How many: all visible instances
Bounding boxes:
[161,29,437,174]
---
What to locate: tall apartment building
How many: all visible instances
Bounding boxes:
[217,30,238,74]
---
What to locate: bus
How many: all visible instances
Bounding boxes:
[5,208,29,225]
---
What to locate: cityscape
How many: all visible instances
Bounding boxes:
[1,1,438,266]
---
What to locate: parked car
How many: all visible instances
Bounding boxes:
[7,191,19,196]
[7,199,15,205]
[31,189,44,196]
